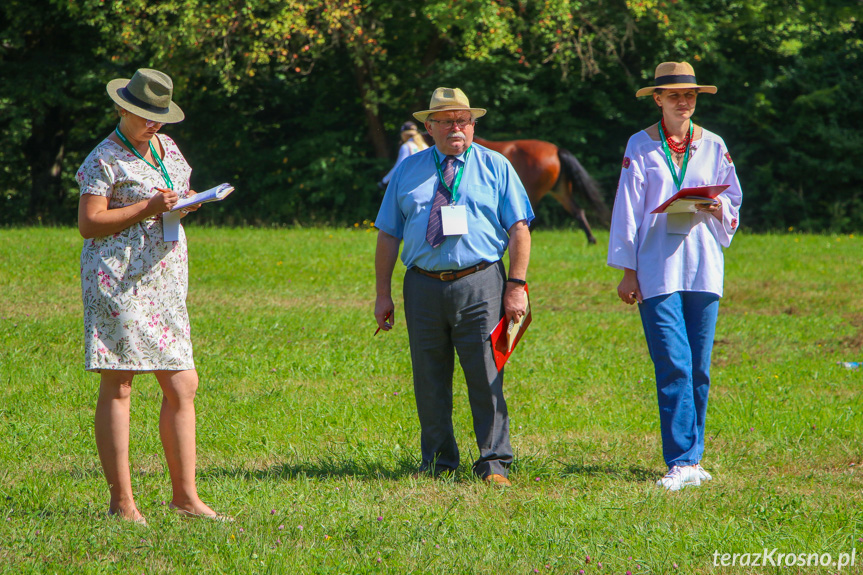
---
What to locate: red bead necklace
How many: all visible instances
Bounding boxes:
[661,117,690,154]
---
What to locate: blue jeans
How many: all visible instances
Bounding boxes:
[639,291,720,468]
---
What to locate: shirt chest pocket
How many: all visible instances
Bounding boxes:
[464,184,498,216]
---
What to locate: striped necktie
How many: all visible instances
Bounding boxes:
[426,155,456,248]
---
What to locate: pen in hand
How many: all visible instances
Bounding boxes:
[375,310,393,336]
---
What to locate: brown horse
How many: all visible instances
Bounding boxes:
[473,136,611,245]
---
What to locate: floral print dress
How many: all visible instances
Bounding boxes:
[77,134,194,372]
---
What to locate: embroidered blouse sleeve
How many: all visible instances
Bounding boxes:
[706,140,742,248]
[607,139,646,271]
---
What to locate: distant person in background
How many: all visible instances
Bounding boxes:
[377,121,429,189]
[77,68,226,523]
[374,87,533,486]
[607,62,743,491]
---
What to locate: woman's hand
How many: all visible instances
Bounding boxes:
[149,188,179,213]
[696,198,723,221]
[179,190,199,218]
[617,268,643,305]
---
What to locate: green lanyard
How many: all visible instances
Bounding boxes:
[433,146,472,203]
[114,126,173,191]
[657,120,692,191]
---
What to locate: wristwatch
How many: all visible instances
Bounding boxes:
[507,278,527,286]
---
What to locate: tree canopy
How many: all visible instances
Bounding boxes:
[1,0,860,231]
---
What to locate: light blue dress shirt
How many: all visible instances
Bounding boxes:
[375,143,534,272]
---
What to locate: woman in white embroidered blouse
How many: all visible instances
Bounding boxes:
[77,68,226,523]
[607,62,743,492]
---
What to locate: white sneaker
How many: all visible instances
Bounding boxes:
[656,465,702,491]
[696,464,713,482]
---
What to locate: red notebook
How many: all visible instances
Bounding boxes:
[490,284,531,372]
[651,185,729,214]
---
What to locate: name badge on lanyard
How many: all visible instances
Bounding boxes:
[441,205,468,236]
[434,147,472,237]
[658,121,693,235]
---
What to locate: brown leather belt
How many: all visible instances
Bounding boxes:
[412,260,495,281]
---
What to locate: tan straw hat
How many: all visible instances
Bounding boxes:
[635,62,717,98]
[106,68,185,123]
[413,87,487,123]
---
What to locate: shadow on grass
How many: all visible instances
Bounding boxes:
[558,463,657,482]
[52,458,658,484]
[198,459,658,483]
[198,456,421,482]
[66,466,107,480]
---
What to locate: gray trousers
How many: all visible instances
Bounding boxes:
[403,260,513,478]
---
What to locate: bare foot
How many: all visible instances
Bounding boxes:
[108,505,147,525]
[168,500,232,522]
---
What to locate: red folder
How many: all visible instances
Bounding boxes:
[651,185,729,214]
[490,284,531,372]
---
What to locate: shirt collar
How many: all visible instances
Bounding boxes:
[433,145,471,163]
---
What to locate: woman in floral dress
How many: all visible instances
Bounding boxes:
[78,68,224,523]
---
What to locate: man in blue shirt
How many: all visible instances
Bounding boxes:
[374,87,534,486]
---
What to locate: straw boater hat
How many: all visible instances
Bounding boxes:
[413,87,487,123]
[106,68,185,123]
[635,62,717,98]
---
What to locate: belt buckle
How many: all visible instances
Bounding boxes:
[439,270,456,281]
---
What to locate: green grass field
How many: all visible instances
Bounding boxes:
[0,226,861,574]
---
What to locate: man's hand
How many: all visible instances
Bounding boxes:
[503,282,527,324]
[375,231,401,333]
[504,219,530,323]
[375,295,395,332]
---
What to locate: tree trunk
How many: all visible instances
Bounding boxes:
[362,99,389,160]
[353,59,389,159]
[412,34,445,112]
[23,106,68,222]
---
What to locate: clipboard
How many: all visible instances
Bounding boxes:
[651,185,729,214]
[490,284,531,372]
[163,183,235,241]
[171,183,234,212]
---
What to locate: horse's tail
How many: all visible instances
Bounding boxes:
[557,148,612,226]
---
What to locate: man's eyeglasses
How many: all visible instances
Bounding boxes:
[428,118,475,129]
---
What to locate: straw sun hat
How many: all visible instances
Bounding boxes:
[413,87,487,123]
[106,68,185,123]
[635,62,717,98]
